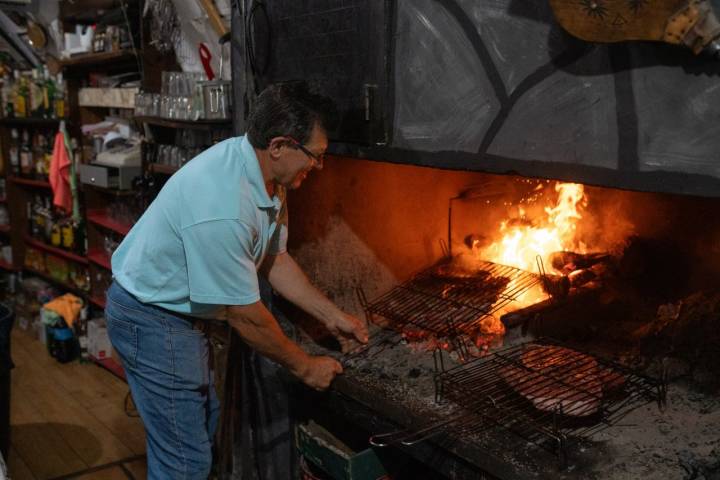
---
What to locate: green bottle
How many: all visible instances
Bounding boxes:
[43,66,55,119]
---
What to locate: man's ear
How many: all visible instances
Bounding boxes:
[267,137,287,159]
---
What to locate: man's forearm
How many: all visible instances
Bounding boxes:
[225,301,310,378]
[262,252,340,325]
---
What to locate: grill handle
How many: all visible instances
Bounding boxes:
[369,417,456,447]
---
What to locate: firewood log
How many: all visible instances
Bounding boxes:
[549,251,611,274]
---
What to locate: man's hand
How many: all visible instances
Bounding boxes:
[297,355,343,390]
[325,311,369,353]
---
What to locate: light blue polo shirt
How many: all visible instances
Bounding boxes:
[111,135,288,316]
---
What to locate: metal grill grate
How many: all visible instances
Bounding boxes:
[346,259,540,362]
[363,259,539,336]
[433,339,666,464]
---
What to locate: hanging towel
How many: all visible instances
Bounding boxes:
[49,131,73,213]
[43,293,83,328]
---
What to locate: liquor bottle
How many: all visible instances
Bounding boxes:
[61,218,75,251]
[29,196,43,239]
[54,73,66,119]
[8,128,20,176]
[1,75,12,118]
[13,70,27,118]
[30,69,44,117]
[50,217,62,247]
[19,129,33,177]
[42,197,53,242]
[72,218,86,256]
[43,66,55,119]
[75,305,89,363]
[33,132,49,180]
[26,200,35,237]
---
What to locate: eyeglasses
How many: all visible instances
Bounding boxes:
[286,136,324,169]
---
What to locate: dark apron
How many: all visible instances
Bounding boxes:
[216,277,299,480]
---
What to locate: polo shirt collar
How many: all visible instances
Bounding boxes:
[240,135,274,209]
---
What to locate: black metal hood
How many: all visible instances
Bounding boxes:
[233,0,720,198]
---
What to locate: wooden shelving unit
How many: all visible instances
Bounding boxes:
[147,163,179,175]
[0,117,62,127]
[0,259,15,271]
[87,249,111,270]
[89,295,106,309]
[89,295,107,309]
[86,210,133,236]
[0,225,10,234]
[82,184,136,197]
[57,50,137,69]
[23,266,88,296]
[134,115,232,131]
[9,177,51,189]
[24,235,88,265]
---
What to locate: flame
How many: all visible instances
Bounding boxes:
[475,182,587,306]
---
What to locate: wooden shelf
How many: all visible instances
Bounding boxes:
[82,184,136,197]
[87,249,111,270]
[0,117,62,127]
[0,259,15,271]
[89,295,107,309]
[58,50,137,69]
[23,266,87,295]
[9,176,51,189]
[79,87,138,109]
[0,225,10,234]
[89,354,126,382]
[134,115,232,130]
[148,163,179,175]
[24,235,89,265]
[87,209,133,236]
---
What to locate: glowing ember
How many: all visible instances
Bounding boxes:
[474,182,588,306]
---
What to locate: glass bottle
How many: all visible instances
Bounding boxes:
[19,129,33,177]
[54,73,66,119]
[42,197,53,242]
[61,218,75,251]
[34,132,49,180]
[9,128,20,176]
[43,66,55,119]
[1,75,13,118]
[50,217,62,247]
[30,69,44,118]
[13,70,27,118]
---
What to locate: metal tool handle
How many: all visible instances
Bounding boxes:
[368,417,456,447]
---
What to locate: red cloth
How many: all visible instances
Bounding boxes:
[49,131,72,213]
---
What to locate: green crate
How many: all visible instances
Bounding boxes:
[297,422,389,480]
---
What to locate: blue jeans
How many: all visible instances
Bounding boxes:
[105,281,220,479]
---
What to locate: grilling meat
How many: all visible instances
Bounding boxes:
[501,345,611,417]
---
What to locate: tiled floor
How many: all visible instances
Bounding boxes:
[6,327,147,479]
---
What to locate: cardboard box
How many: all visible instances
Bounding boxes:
[297,422,389,480]
[87,318,112,359]
[78,87,138,109]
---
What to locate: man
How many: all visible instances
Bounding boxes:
[105,83,368,479]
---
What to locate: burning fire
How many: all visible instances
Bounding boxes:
[478,182,587,271]
[474,182,588,306]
